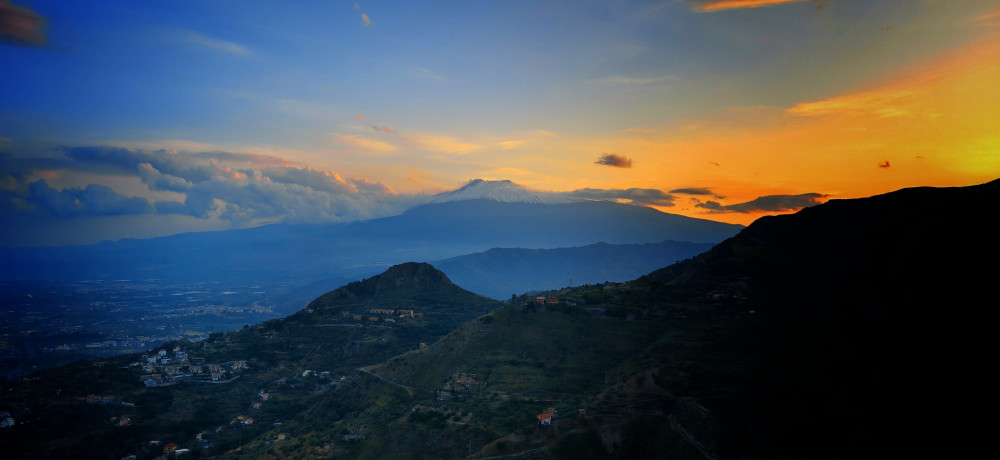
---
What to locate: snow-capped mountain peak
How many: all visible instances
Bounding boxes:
[431,179,571,204]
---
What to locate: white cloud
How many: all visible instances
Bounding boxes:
[413,67,446,81]
[176,29,255,57]
[336,134,398,153]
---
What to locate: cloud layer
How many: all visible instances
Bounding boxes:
[690,0,811,13]
[671,187,725,199]
[564,187,675,207]
[0,146,427,226]
[696,193,827,213]
[25,180,153,217]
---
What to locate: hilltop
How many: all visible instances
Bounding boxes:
[307,262,466,308]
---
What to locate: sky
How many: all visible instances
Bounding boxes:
[2,0,998,246]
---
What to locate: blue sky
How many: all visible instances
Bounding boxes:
[2,0,999,245]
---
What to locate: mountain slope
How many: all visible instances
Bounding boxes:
[366,199,742,247]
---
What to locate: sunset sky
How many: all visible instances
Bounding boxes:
[2,0,998,246]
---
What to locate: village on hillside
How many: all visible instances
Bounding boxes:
[339,307,423,324]
[132,345,248,387]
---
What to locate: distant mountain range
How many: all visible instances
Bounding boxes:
[0,180,742,288]
[4,180,994,459]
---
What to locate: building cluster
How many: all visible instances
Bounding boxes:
[111,415,132,427]
[537,407,557,426]
[232,415,254,425]
[529,297,561,305]
[151,441,190,457]
[133,345,247,386]
[341,428,366,442]
[340,307,424,324]
[81,394,134,407]
[535,407,588,427]
[437,372,480,401]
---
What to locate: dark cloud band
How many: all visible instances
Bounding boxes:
[670,187,725,199]
[595,153,633,168]
[0,0,47,47]
[564,187,676,207]
[696,193,827,213]
[27,180,153,217]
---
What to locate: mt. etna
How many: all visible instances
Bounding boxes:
[429,178,571,204]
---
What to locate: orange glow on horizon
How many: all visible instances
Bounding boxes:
[694,0,811,13]
[537,32,1000,226]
